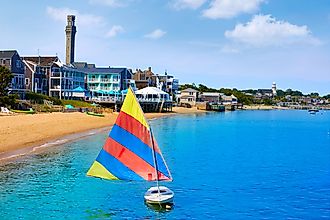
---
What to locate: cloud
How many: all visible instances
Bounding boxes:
[106,25,124,37]
[203,0,265,19]
[225,14,321,47]
[88,0,126,7]
[46,6,105,27]
[172,0,207,10]
[144,29,166,39]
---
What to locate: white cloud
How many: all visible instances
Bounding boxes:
[144,29,166,39]
[88,0,126,7]
[106,25,124,37]
[172,0,207,10]
[203,0,264,19]
[225,14,321,47]
[46,6,105,27]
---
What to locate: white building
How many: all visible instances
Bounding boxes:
[135,87,170,102]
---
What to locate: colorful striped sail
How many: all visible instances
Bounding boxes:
[87,88,172,181]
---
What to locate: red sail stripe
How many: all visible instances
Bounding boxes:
[115,111,161,153]
[103,137,170,181]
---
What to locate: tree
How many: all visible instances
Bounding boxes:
[309,92,319,98]
[178,83,198,91]
[0,66,15,107]
[0,66,13,96]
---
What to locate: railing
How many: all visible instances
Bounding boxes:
[88,86,100,90]
[90,96,119,102]
[137,98,171,102]
[87,78,100,82]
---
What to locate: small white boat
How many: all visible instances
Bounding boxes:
[144,186,174,204]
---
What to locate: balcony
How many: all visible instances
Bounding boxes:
[87,78,100,82]
[88,86,100,90]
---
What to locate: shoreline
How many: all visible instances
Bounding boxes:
[242,105,290,110]
[0,107,206,162]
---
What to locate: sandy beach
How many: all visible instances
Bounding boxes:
[0,107,204,159]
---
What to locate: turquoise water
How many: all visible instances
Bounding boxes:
[0,110,330,219]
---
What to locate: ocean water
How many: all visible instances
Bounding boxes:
[0,110,330,219]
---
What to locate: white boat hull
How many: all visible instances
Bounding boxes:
[144,186,174,204]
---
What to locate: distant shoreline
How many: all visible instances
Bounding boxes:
[242,105,290,110]
[0,107,206,162]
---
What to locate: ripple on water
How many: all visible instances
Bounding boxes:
[0,111,330,219]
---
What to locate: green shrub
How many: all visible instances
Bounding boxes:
[25,92,61,105]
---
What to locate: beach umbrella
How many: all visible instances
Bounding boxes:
[121,89,128,94]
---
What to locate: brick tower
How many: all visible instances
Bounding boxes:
[65,15,77,65]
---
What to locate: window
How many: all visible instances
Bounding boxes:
[16,60,21,68]
[25,78,30,86]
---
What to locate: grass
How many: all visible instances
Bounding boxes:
[61,100,93,108]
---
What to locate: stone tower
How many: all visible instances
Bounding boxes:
[65,15,77,65]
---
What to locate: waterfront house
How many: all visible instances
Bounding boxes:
[135,87,172,112]
[135,87,170,102]
[222,94,238,105]
[200,92,222,103]
[74,62,135,103]
[0,50,25,98]
[49,60,85,99]
[179,88,199,106]
[256,89,274,98]
[133,68,179,98]
[22,56,59,95]
[133,67,157,89]
[155,73,179,97]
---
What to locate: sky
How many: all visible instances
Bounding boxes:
[1,0,329,95]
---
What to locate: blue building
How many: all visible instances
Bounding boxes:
[73,62,136,103]
[0,50,25,98]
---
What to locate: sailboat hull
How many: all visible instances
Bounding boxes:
[144,186,174,204]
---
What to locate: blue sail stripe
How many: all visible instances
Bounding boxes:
[96,149,143,181]
[109,124,170,178]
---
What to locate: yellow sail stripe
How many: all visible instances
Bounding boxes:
[121,88,149,129]
[87,161,119,180]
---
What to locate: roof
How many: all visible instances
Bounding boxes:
[72,86,86,92]
[135,87,168,95]
[258,89,273,93]
[75,66,128,74]
[72,62,88,68]
[181,88,198,92]
[22,56,58,66]
[0,50,18,59]
[201,92,221,97]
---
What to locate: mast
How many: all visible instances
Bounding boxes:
[150,127,160,192]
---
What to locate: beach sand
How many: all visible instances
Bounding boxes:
[0,107,204,159]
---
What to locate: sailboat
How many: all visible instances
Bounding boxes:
[87,87,174,205]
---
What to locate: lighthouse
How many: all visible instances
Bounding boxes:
[272,82,277,96]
